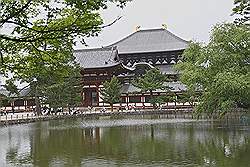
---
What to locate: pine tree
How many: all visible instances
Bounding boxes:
[100,76,122,112]
[41,66,82,112]
[133,68,169,109]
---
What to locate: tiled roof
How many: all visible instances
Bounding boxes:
[74,47,120,69]
[156,65,179,75]
[121,83,141,94]
[121,81,186,94]
[0,87,31,98]
[108,28,188,54]
[0,89,9,97]
[165,82,187,92]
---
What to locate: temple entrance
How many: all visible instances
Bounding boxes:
[83,88,99,107]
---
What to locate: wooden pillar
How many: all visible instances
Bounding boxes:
[96,83,100,107]
[126,94,129,107]
[11,101,14,110]
[142,94,145,107]
[24,99,27,109]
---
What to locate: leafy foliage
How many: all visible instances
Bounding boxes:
[148,96,166,108]
[100,76,122,111]
[41,66,82,110]
[0,0,131,80]
[133,68,169,108]
[233,0,250,25]
[176,23,250,116]
[2,79,19,96]
[133,68,168,93]
[0,94,10,108]
[0,0,131,112]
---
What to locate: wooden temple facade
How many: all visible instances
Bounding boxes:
[0,87,35,112]
[74,28,188,108]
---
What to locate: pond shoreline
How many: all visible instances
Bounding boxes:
[0,109,245,127]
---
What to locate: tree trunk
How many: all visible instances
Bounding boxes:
[68,106,71,115]
[34,84,42,115]
[111,103,113,112]
[35,95,41,115]
[150,90,156,110]
[174,100,177,112]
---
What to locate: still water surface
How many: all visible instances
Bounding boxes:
[0,117,249,167]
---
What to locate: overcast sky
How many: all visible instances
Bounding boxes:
[77,0,235,49]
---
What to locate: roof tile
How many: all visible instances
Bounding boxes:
[74,47,120,69]
[108,28,188,54]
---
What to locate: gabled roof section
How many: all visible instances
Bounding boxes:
[74,47,120,69]
[120,81,187,94]
[0,89,9,97]
[107,28,188,54]
[0,87,31,98]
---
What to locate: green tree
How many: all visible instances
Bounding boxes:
[176,94,189,106]
[133,68,168,109]
[0,0,131,114]
[2,79,19,96]
[100,76,122,112]
[176,23,250,116]
[32,65,82,113]
[233,0,250,24]
[163,93,176,106]
[0,94,9,108]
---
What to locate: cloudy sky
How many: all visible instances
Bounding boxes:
[77,0,235,49]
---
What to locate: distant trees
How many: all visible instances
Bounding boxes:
[100,76,122,112]
[176,23,250,116]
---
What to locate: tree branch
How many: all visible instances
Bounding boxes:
[0,50,3,64]
[5,20,41,33]
[0,16,122,43]
[0,0,32,25]
[100,16,122,29]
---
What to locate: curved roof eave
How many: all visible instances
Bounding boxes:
[83,62,122,70]
[118,48,187,55]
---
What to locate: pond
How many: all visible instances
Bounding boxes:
[0,116,249,167]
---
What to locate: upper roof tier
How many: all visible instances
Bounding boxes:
[107,28,189,54]
[74,47,120,69]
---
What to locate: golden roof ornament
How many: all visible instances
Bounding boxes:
[162,24,167,29]
[135,25,141,31]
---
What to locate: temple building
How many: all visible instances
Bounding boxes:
[74,28,189,108]
[0,87,35,112]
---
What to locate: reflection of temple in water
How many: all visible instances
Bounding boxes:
[81,127,102,144]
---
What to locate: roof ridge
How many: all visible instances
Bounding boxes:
[137,28,165,32]
[74,46,117,52]
[106,28,165,47]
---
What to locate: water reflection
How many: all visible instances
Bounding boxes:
[0,118,249,167]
